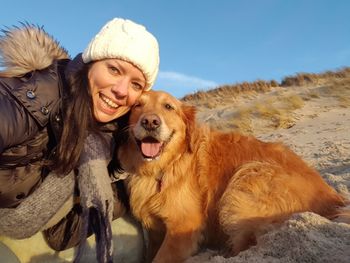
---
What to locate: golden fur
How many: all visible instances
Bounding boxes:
[118,90,349,263]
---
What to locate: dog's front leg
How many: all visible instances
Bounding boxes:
[145,229,165,263]
[152,227,202,263]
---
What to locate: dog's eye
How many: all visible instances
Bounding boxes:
[133,102,142,108]
[164,103,174,110]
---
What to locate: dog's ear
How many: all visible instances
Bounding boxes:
[182,104,197,153]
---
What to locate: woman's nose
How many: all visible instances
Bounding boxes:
[111,77,129,99]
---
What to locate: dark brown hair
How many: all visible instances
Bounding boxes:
[51,63,96,174]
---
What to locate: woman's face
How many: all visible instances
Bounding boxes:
[88,58,146,123]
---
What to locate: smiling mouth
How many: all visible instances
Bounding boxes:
[136,136,164,161]
[99,93,119,109]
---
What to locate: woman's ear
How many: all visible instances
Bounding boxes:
[182,104,197,153]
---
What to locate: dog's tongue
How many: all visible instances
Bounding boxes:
[141,141,162,158]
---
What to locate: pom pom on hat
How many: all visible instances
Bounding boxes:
[82,18,159,90]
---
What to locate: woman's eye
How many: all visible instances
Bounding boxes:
[108,66,120,74]
[132,82,143,91]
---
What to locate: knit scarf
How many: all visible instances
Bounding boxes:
[74,132,115,263]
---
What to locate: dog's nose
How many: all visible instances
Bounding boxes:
[141,114,161,131]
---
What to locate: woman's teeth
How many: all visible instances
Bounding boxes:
[100,94,118,109]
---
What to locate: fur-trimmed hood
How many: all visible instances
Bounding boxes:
[0,23,69,78]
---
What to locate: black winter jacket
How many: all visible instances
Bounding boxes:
[0,59,68,208]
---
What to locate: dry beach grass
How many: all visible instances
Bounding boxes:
[183,67,350,134]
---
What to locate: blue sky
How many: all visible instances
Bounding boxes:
[2,0,350,98]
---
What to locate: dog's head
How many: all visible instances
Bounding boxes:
[119,90,196,168]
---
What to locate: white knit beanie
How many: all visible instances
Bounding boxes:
[82,18,159,90]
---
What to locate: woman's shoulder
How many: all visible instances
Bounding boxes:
[0,62,67,127]
[0,24,72,127]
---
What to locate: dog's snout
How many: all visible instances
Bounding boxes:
[141,114,161,131]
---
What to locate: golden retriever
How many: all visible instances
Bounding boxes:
[117,90,349,263]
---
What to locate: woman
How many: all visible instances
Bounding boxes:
[0,18,159,262]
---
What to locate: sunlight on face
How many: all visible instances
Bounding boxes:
[88,59,146,123]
